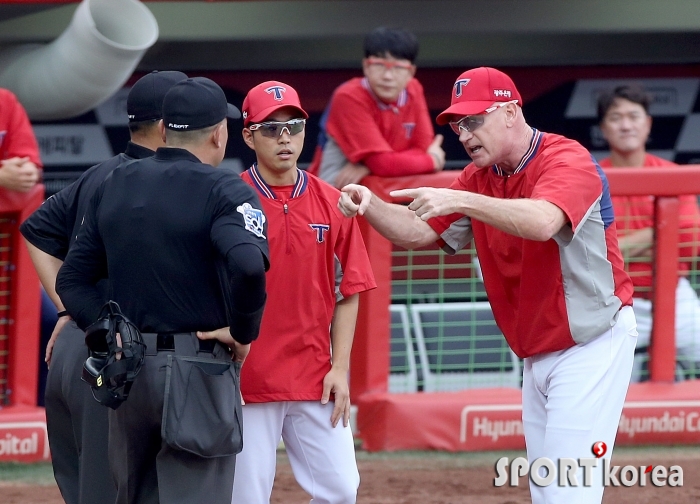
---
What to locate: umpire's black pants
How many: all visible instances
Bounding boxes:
[108,333,237,504]
[44,321,116,504]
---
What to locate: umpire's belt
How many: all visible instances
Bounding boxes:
[142,332,216,356]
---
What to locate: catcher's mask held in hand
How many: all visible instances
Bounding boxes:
[82,301,146,409]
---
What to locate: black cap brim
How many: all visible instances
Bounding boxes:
[227,103,242,120]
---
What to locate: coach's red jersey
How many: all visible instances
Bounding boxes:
[429,130,634,358]
[309,77,435,177]
[240,166,376,402]
[0,89,42,166]
[601,154,700,294]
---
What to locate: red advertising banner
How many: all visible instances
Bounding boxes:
[0,406,49,463]
[617,401,700,445]
[357,381,700,452]
[459,404,524,451]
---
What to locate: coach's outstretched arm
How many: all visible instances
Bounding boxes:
[338,183,438,250]
[390,187,568,242]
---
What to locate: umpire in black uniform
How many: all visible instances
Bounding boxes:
[20,70,188,504]
[56,77,270,504]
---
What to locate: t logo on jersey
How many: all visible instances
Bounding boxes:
[237,202,266,239]
[403,123,415,139]
[265,86,287,101]
[309,223,330,243]
[454,79,470,98]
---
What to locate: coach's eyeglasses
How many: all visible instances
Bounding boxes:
[365,57,414,75]
[248,118,306,138]
[449,100,519,135]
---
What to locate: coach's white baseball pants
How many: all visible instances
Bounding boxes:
[522,305,637,504]
[231,401,359,504]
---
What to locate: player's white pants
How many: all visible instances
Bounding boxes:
[231,401,359,504]
[632,277,700,380]
[522,305,636,504]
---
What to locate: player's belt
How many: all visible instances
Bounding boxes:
[141,332,216,355]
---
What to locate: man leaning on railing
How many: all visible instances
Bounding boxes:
[598,83,700,380]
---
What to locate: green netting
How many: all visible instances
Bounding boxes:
[386,195,700,392]
[598,195,700,382]
[388,243,522,392]
[391,244,485,304]
[679,221,700,381]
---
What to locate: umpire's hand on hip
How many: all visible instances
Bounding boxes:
[197,327,251,363]
[45,314,72,368]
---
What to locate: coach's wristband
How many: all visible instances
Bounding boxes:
[57,310,70,318]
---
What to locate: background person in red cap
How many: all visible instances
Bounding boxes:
[307,26,445,188]
[338,67,636,504]
[230,80,376,504]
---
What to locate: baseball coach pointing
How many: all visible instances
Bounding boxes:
[339,67,637,504]
[56,77,270,504]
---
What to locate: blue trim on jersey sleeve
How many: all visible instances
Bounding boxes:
[316,103,331,150]
[592,155,615,229]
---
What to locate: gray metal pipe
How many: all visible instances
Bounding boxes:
[0,0,158,121]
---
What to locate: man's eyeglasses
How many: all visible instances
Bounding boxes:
[449,100,518,135]
[366,57,414,74]
[248,118,306,138]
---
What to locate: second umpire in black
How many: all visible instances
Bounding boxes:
[20,70,187,504]
[56,77,270,504]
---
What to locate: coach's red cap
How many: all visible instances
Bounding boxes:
[242,81,309,127]
[436,67,522,125]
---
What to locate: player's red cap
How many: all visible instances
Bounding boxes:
[242,81,309,127]
[436,67,522,125]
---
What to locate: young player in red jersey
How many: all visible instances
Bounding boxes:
[307,26,445,188]
[231,81,376,504]
[339,67,636,504]
[598,84,700,378]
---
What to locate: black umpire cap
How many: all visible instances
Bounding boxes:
[163,77,241,131]
[127,70,189,123]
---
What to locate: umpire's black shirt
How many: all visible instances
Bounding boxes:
[21,142,155,302]
[56,147,270,342]
[21,141,154,259]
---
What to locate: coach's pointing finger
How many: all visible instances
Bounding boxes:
[392,187,464,220]
[389,188,420,201]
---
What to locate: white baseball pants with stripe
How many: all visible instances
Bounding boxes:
[231,401,359,504]
[522,305,637,504]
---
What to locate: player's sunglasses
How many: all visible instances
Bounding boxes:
[248,118,306,138]
[448,100,518,135]
[366,57,414,74]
